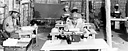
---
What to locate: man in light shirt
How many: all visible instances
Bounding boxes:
[3,10,20,38]
[65,13,88,33]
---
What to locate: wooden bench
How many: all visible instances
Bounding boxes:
[40,39,110,51]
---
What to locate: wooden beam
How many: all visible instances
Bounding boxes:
[111,18,127,21]
[86,0,89,23]
[105,0,112,48]
[60,0,84,2]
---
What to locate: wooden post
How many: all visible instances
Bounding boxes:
[20,1,23,26]
[86,0,89,23]
[105,0,112,48]
[9,0,13,11]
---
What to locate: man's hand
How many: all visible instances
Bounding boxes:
[14,26,21,31]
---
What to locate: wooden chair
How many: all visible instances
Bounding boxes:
[84,23,97,39]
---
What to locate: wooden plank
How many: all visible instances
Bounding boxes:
[105,0,112,48]
[8,0,13,11]
[47,0,59,4]
[86,0,89,23]
[61,0,83,2]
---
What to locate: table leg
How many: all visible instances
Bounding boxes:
[101,48,108,51]
[44,50,50,51]
[92,34,95,39]
[98,49,101,51]
[3,47,5,51]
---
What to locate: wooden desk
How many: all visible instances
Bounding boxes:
[55,24,65,27]
[40,39,110,51]
[3,38,32,51]
[111,18,127,21]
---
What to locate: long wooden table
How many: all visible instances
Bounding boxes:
[40,39,110,51]
[3,38,32,51]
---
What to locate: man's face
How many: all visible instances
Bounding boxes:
[72,19,77,25]
[12,13,18,18]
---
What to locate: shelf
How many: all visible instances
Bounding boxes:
[111,18,127,21]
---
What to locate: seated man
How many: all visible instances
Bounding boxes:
[61,13,70,21]
[60,5,71,23]
[3,10,21,38]
[65,13,89,33]
[64,13,91,42]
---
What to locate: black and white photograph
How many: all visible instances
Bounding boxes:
[0,0,128,51]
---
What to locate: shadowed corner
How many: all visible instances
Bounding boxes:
[114,27,128,42]
[118,33,128,42]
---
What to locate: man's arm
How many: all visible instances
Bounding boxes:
[3,18,15,33]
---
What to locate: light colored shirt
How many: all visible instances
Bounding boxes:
[3,16,18,33]
[65,18,86,32]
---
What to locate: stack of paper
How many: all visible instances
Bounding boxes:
[18,38,31,43]
[3,38,18,46]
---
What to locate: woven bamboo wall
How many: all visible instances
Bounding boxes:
[111,0,127,17]
[1,0,128,25]
[34,0,59,4]
[93,0,127,17]
[91,0,127,19]
[0,0,5,24]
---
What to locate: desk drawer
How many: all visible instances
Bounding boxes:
[4,47,27,51]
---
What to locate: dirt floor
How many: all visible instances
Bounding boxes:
[1,27,128,51]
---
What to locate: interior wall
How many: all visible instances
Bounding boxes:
[34,3,65,19]
[92,0,127,19]
[111,0,127,17]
